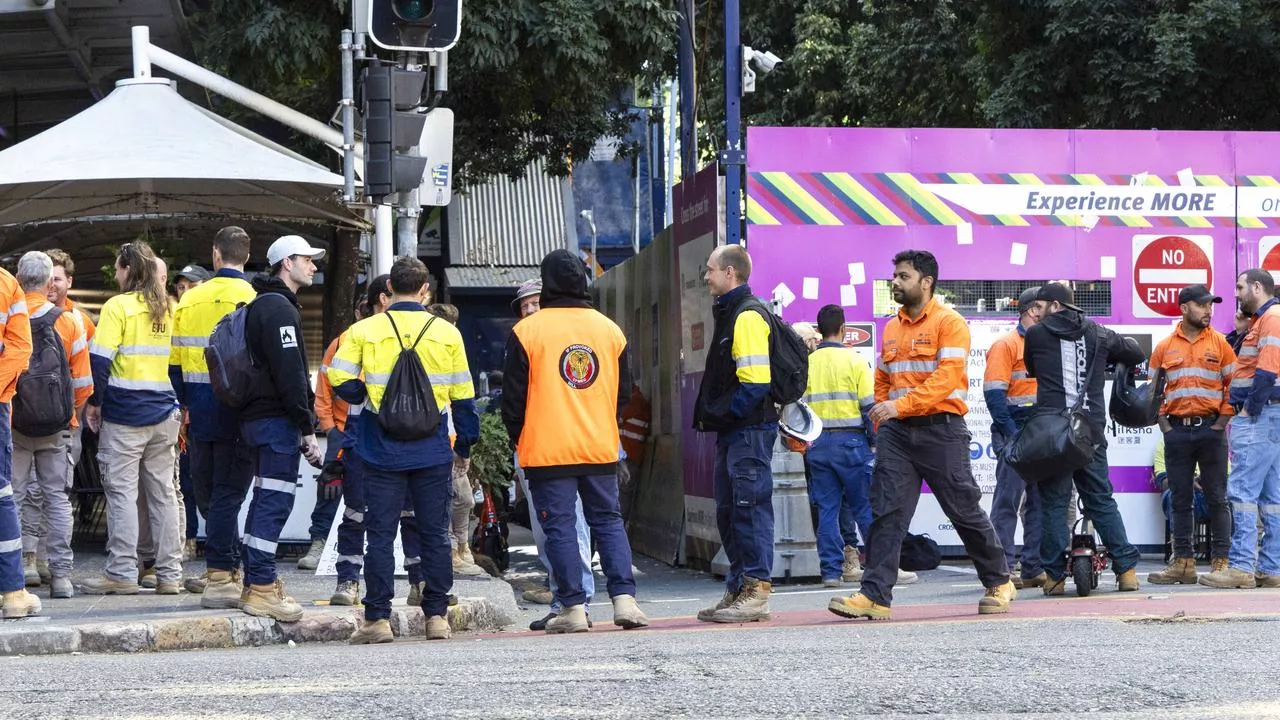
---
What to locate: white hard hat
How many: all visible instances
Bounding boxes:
[779,400,823,443]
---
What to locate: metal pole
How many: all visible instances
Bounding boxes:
[677,0,697,178]
[131,26,152,78]
[666,78,678,226]
[721,0,743,245]
[340,29,357,203]
[375,203,395,274]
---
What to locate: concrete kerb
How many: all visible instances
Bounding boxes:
[0,596,511,657]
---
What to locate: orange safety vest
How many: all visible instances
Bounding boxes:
[512,307,625,469]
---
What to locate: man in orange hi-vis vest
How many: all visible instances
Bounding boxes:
[502,249,647,635]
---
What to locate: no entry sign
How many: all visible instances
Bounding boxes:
[1260,236,1280,280]
[1132,235,1214,318]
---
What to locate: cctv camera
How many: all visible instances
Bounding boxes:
[579,210,593,219]
[751,49,782,74]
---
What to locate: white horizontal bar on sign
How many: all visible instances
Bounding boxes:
[1137,269,1208,284]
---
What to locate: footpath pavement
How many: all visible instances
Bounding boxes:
[0,548,519,657]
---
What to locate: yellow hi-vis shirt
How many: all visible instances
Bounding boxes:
[803,342,875,428]
[89,292,176,427]
[168,272,256,441]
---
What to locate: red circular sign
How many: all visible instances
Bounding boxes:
[1133,236,1212,317]
[1264,243,1280,274]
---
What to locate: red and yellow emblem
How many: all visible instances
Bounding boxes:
[559,344,600,389]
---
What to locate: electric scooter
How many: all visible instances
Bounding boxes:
[1068,499,1109,597]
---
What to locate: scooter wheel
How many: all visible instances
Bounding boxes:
[1072,556,1092,597]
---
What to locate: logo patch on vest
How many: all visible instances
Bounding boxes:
[559,344,600,389]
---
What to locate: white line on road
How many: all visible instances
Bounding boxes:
[934,566,977,575]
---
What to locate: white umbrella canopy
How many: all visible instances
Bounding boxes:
[0,78,362,228]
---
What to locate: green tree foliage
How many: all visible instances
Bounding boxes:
[187,0,677,187]
[469,411,514,490]
[695,0,1280,158]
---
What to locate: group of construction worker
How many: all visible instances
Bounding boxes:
[695,244,1280,625]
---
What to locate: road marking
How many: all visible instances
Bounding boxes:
[935,565,977,575]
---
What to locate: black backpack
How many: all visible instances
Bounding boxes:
[205,299,263,409]
[13,308,73,437]
[900,533,942,571]
[742,299,809,405]
[377,313,441,440]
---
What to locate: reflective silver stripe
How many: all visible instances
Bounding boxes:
[947,389,967,400]
[621,429,646,441]
[1166,367,1221,382]
[343,507,364,523]
[0,485,11,499]
[171,336,208,348]
[823,417,864,428]
[807,391,859,402]
[328,357,361,375]
[403,556,421,566]
[89,343,117,361]
[30,303,53,319]
[1165,388,1223,401]
[9,300,26,317]
[71,338,87,354]
[1230,378,1253,388]
[735,355,769,370]
[624,418,649,428]
[347,403,363,418]
[244,535,277,553]
[337,555,364,566]
[1260,504,1280,514]
[431,371,472,386]
[887,360,938,373]
[183,371,211,384]
[983,381,1009,391]
[364,372,390,385]
[71,376,94,389]
[399,509,416,518]
[1222,363,1237,377]
[1240,347,1260,358]
[889,388,910,400]
[0,312,8,324]
[0,538,21,553]
[255,477,297,495]
[1007,394,1036,405]
[1010,371,1030,380]
[936,347,966,359]
[1258,336,1280,349]
[107,377,172,392]
[1235,502,1258,514]
[119,344,172,356]
[876,359,888,373]
[318,364,330,375]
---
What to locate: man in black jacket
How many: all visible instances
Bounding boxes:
[237,235,324,622]
[1023,283,1146,594]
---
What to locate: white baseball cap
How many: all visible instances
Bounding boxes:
[267,235,326,266]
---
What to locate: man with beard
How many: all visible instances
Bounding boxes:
[1146,284,1234,585]
[829,250,1014,620]
[1201,269,1280,589]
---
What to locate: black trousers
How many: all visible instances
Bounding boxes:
[1164,423,1231,559]
[861,417,1010,606]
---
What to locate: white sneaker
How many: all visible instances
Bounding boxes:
[895,569,919,586]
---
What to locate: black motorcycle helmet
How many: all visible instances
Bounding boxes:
[1109,362,1166,429]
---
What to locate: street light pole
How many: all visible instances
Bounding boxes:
[721,0,743,245]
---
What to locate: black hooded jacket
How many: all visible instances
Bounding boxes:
[501,250,633,478]
[240,275,315,434]
[1024,309,1146,432]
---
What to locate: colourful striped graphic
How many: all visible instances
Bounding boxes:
[746,171,1270,227]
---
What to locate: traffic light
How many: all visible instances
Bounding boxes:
[361,63,429,200]
[367,0,461,53]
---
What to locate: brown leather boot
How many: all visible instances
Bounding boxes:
[711,578,772,623]
[1147,557,1197,585]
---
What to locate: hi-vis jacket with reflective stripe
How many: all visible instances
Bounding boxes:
[64,298,95,344]
[26,292,92,425]
[90,291,177,427]
[168,271,256,441]
[1230,298,1280,416]
[803,341,874,429]
[983,326,1037,437]
[315,334,351,434]
[693,285,776,432]
[876,296,970,418]
[0,269,32,404]
[328,302,478,471]
[1149,322,1234,418]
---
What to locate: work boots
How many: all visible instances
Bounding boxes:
[896,569,919,585]
[22,553,39,587]
[201,569,244,609]
[296,539,325,571]
[1148,557,1198,585]
[1043,575,1066,596]
[978,580,1017,615]
[78,575,140,595]
[828,592,891,620]
[696,589,739,622]
[1116,568,1140,592]
[711,578,772,623]
[407,582,424,607]
[612,594,649,629]
[2,589,42,619]
[349,618,394,645]
[331,580,360,606]
[425,614,451,640]
[545,604,590,634]
[37,559,50,585]
[241,578,304,622]
[50,576,73,599]
[841,545,863,582]
[452,546,484,576]
[1199,564,1258,589]
[138,567,158,589]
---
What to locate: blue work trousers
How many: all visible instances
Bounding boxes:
[806,430,872,581]
[1038,444,1140,580]
[362,463,452,620]
[1227,408,1280,574]
[401,498,423,586]
[527,472,636,607]
[307,428,343,541]
[335,452,365,583]
[0,404,23,592]
[193,438,253,572]
[990,427,1043,578]
[240,418,302,586]
[713,425,776,591]
[518,460,594,612]
[177,449,199,539]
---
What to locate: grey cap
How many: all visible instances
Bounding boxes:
[176,264,211,282]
